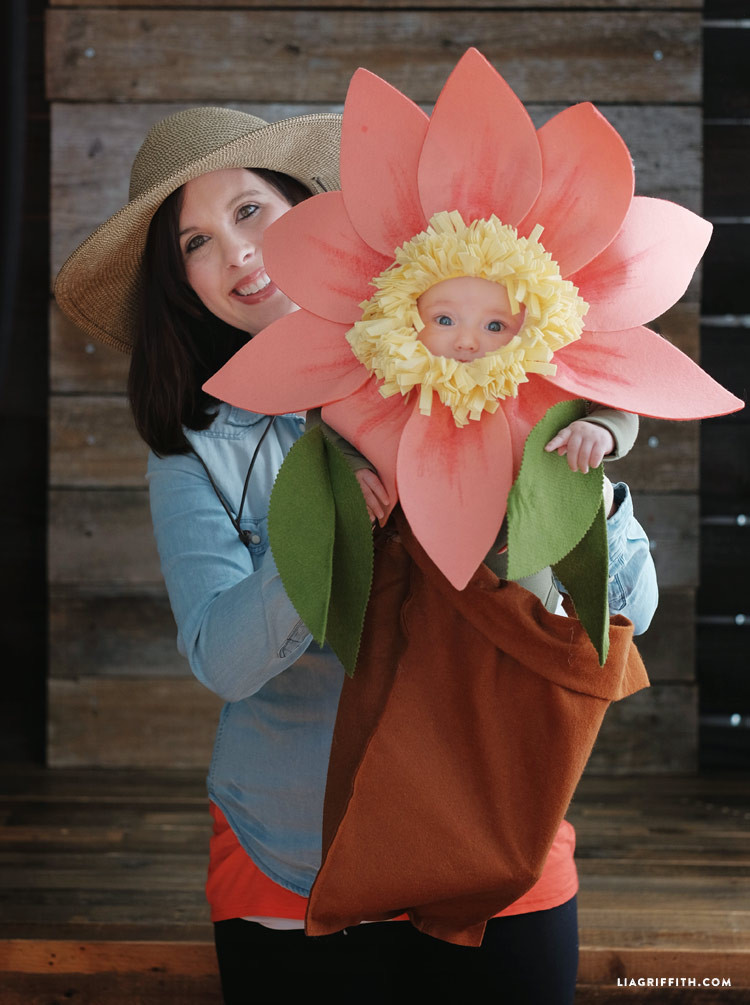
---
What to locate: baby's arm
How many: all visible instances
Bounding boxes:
[305,408,390,522]
[545,406,638,473]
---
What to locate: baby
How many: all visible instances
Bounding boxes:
[353,275,632,522]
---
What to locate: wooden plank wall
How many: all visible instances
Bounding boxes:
[47,0,705,770]
[698,1,749,768]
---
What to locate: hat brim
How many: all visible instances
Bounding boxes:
[54,113,342,353]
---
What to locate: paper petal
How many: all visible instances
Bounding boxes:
[397,402,514,590]
[553,500,610,666]
[268,426,334,643]
[341,69,430,257]
[263,191,392,325]
[322,377,412,517]
[507,400,603,581]
[418,49,542,226]
[324,435,375,676]
[547,326,745,419]
[204,310,369,414]
[572,197,712,331]
[517,103,634,277]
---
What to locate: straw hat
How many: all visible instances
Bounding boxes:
[54,106,342,353]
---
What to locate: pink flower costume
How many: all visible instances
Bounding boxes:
[206,52,743,945]
[206,48,742,592]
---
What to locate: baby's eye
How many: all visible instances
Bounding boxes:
[487,320,505,333]
[436,315,454,326]
[238,203,260,221]
[185,234,208,254]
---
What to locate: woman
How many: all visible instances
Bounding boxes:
[55,105,657,1003]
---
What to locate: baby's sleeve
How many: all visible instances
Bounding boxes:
[584,404,639,460]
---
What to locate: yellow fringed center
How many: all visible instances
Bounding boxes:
[346,211,589,427]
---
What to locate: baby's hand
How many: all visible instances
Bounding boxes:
[355,468,390,523]
[544,420,615,474]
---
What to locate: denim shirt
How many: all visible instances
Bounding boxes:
[147,401,658,896]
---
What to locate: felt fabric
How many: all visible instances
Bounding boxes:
[507,399,604,580]
[203,49,742,595]
[305,510,648,946]
[268,425,373,674]
[552,499,610,665]
[507,399,609,662]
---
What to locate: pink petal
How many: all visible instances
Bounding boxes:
[341,69,430,256]
[571,197,713,331]
[418,49,542,226]
[546,326,744,419]
[263,191,392,325]
[397,402,514,589]
[321,378,412,512]
[502,377,580,472]
[204,310,369,413]
[517,103,634,276]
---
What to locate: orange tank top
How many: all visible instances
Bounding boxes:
[206,802,578,923]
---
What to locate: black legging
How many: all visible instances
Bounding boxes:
[214,895,578,1004]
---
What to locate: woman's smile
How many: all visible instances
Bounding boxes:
[179,168,295,334]
[232,267,273,299]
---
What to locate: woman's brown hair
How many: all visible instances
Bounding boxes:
[128,169,312,456]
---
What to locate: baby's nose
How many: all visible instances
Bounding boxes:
[455,326,479,349]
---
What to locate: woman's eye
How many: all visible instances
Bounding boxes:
[238,203,259,221]
[185,234,208,254]
[487,320,504,332]
[437,315,453,326]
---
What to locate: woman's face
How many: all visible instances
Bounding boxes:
[179,168,295,335]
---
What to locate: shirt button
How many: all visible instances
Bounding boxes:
[250,533,261,545]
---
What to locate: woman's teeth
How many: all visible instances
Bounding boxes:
[234,273,271,296]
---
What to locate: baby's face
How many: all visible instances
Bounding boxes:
[416,277,525,361]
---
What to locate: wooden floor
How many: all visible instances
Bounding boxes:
[0,768,747,1003]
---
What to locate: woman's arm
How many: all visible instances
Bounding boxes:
[605,480,658,635]
[147,450,313,703]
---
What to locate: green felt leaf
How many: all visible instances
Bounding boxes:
[267,425,375,677]
[553,499,610,666]
[507,400,604,581]
[323,436,375,676]
[268,426,334,644]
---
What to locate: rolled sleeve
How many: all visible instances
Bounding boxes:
[147,451,311,702]
[605,481,659,634]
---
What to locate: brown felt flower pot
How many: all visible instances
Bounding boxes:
[306,511,649,946]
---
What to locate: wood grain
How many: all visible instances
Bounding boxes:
[1,769,746,995]
[631,493,699,590]
[49,395,147,488]
[47,582,694,684]
[49,591,185,679]
[50,302,129,393]
[47,678,222,768]
[48,489,161,587]
[588,684,697,774]
[45,10,701,104]
[635,589,696,683]
[47,487,697,590]
[50,101,701,277]
[49,393,701,492]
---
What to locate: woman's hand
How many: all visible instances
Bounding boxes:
[545,419,615,474]
[355,469,390,523]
